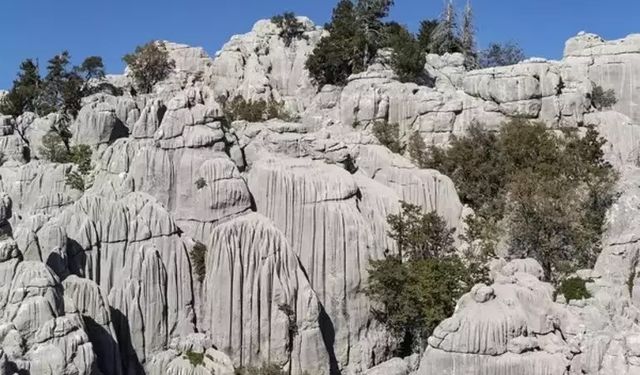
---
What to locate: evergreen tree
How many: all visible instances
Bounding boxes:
[479,42,526,68]
[78,56,106,80]
[461,1,478,69]
[417,19,439,53]
[429,0,462,55]
[0,59,42,117]
[123,41,175,94]
[355,0,395,66]
[306,0,366,86]
[387,25,426,83]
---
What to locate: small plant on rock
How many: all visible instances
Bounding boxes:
[195,177,207,190]
[190,241,207,283]
[557,277,591,302]
[184,350,205,367]
[235,363,287,375]
[271,12,307,47]
[372,121,403,154]
[591,85,617,110]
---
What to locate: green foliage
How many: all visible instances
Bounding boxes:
[368,203,486,354]
[40,130,93,191]
[183,351,205,367]
[387,202,455,260]
[123,41,175,94]
[65,171,86,191]
[419,119,617,282]
[591,85,618,110]
[460,1,478,69]
[386,25,426,83]
[1,52,106,119]
[557,277,591,302]
[40,51,86,117]
[0,59,42,117]
[306,0,366,86]
[78,56,105,80]
[271,12,307,47]
[40,131,70,163]
[195,177,207,190]
[479,42,525,68]
[222,96,295,123]
[190,241,207,283]
[354,0,395,65]
[417,19,439,53]
[429,0,462,55]
[372,121,403,154]
[235,363,287,375]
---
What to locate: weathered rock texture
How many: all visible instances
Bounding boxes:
[0,17,639,375]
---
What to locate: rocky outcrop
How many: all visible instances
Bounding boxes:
[211,18,324,112]
[2,15,640,375]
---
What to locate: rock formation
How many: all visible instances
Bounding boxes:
[0,16,639,375]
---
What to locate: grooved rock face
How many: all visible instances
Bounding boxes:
[211,18,324,112]
[3,19,640,375]
[564,33,640,123]
[200,213,329,375]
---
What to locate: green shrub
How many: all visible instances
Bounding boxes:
[195,177,207,190]
[557,277,591,302]
[222,96,295,123]
[306,0,395,86]
[368,202,487,354]
[479,42,526,68]
[271,12,307,47]
[386,25,426,83]
[123,41,175,94]
[65,171,86,191]
[591,85,617,110]
[235,363,287,375]
[420,119,617,283]
[42,137,93,192]
[372,121,403,154]
[184,350,205,367]
[190,241,207,283]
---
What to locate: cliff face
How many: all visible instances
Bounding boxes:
[0,17,640,375]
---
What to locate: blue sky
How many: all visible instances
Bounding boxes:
[1,0,639,89]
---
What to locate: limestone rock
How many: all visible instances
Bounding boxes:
[211,18,324,112]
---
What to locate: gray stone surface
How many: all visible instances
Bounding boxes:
[0,18,639,375]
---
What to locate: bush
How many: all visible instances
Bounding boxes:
[190,241,207,283]
[372,121,403,154]
[368,203,486,354]
[420,119,617,282]
[479,42,525,68]
[306,1,366,87]
[271,12,307,47]
[557,277,591,302]
[222,96,295,123]
[591,85,617,110]
[235,363,287,375]
[386,25,426,83]
[123,41,175,94]
[184,351,205,367]
[195,177,207,190]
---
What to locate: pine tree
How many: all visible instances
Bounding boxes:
[387,25,426,83]
[418,19,439,53]
[355,0,395,66]
[123,41,175,94]
[429,0,462,55]
[461,1,478,69]
[306,0,366,86]
[0,59,42,117]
